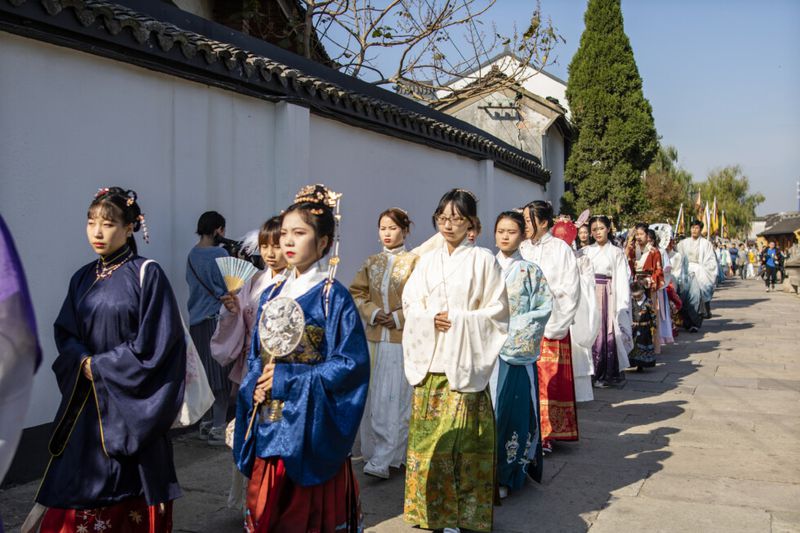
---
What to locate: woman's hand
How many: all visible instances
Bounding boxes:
[81,357,93,381]
[220,293,240,314]
[253,364,275,404]
[434,311,452,332]
[375,311,396,329]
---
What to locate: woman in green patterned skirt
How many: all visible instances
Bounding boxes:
[401,189,509,532]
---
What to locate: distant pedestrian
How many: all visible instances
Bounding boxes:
[728,243,739,277]
[760,241,783,292]
[187,211,230,445]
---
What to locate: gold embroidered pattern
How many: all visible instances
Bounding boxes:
[282,325,325,364]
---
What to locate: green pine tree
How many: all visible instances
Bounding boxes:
[563,0,658,227]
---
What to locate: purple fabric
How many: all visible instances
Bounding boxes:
[591,275,622,383]
[0,214,41,369]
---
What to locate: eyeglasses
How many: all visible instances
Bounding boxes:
[435,215,467,226]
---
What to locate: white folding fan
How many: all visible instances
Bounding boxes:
[216,256,258,294]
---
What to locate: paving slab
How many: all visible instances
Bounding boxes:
[590,496,771,533]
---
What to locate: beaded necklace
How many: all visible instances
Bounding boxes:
[95,246,133,281]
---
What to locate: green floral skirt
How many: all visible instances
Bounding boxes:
[403,374,495,532]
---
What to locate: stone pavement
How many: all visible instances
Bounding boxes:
[2,278,798,532]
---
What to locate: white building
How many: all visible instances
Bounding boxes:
[433,52,572,208]
[0,0,561,483]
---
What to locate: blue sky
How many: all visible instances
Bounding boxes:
[489,0,800,215]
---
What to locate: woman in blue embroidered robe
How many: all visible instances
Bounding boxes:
[489,212,552,494]
[233,186,369,532]
[36,188,185,533]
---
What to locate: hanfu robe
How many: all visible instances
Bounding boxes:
[402,239,508,532]
[488,251,551,490]
[657,248,675,344]
[37,249,186,529]
[628,243,664,353]
[676,236,717,329]
[582,242,633,384]
[570,250,600,401]
[210,267,286,510]
[520,233,581,442]
[233,261,369,532]
[349,246,418,475]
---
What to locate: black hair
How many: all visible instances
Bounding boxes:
[690,219,704,229]
[631,281,646,294]
[469,216,482,235]
[495,211,526,234]
[589,215,613,235]
[283,186,336,257]
[646,228,659,247]
[524,200,554,229]
[196,211,226,236]
[634,222,649,232]
[258,216,282,247]
[432,189,477,228]
[88,187,143,255]
[378,208,413,232]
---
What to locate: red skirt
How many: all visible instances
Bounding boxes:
[538,334,579,441]
[245,457,362,533]
[40,497,172,533]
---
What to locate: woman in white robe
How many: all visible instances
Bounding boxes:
[519,201,581,450]
[582,216,633,387]
[402,189,508,533]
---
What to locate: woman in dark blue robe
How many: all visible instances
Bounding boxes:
[233,185,369,532]
[35,187,186,533]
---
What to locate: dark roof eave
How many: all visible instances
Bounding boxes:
[0,0,549,185]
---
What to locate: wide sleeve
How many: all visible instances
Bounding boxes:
[544,242,581,340]
[701,241,719,281]
[269,284,370,486]
[650,250,664,289]
[500,264,552,364]
[571,256,600,349]
[210,279,249,367]
[349,260,380,324]
[52,270,93,396]
[443,253,509,392]
[89,263,186,457]
[401,258,439,387]
[612,249,634,355]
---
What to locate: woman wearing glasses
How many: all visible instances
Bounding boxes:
[401,189,509,533]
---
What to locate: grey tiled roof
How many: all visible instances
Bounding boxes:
[0,0,549,183]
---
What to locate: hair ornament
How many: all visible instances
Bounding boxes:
[294,184,342,210]
[95,187,110,199]
[138,214,150,244]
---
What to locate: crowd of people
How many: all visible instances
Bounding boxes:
[3,184,758,533]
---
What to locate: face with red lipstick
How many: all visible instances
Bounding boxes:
[280,210,329,275]
[379,215,406,250]
[87,211,132,257]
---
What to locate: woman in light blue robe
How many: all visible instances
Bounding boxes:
[489,211,552,495]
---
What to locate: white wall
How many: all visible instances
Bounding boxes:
[0,31,548,429]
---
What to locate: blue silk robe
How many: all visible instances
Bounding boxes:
[37,251,186,508]
[233,279,369,487]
